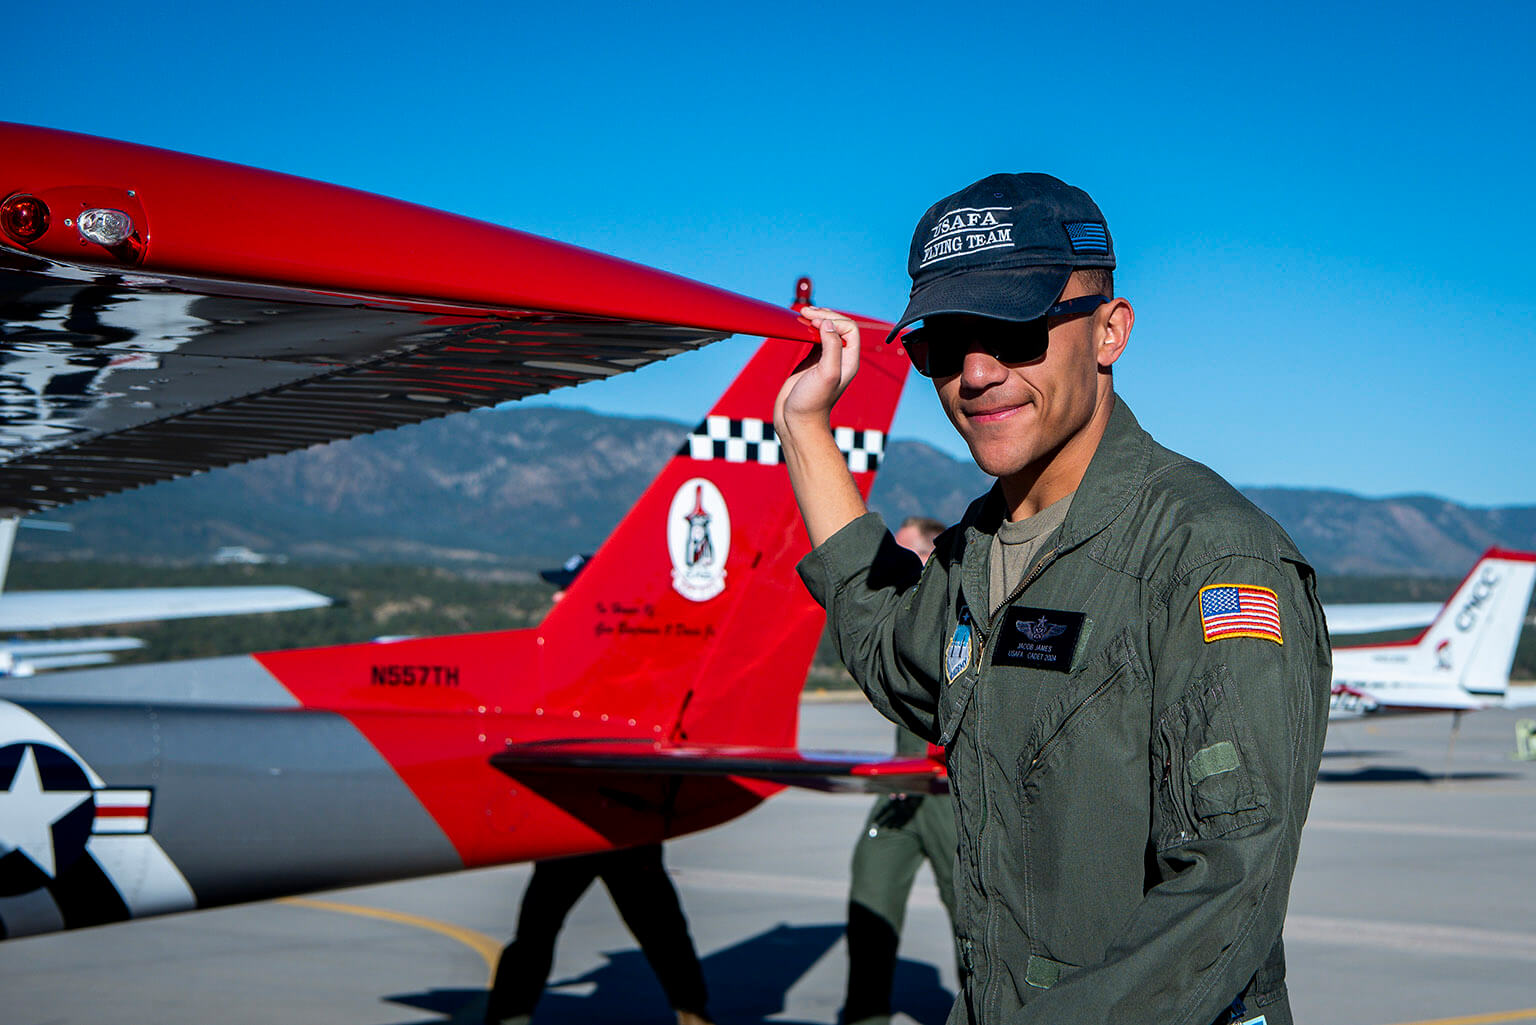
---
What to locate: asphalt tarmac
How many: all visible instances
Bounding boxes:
[5,694,1536,1025]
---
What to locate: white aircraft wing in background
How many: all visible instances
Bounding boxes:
[0,586,332,632]
[1323,602,1444,634]
[0,519,331,675]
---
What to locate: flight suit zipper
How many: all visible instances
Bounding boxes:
[978,543,1058,1019]
[990,544,1060,621]
[1022,669,1118,788]
[1158,721,1197,845]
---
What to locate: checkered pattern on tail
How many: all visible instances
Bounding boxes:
[678,416,883,472]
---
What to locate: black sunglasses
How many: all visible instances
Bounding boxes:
[901,295,1110,378]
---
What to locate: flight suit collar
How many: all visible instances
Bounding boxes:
[958,395,1152,629]
[1057,395,1152,552]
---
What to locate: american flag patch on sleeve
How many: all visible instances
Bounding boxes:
[1198,584,1283,644]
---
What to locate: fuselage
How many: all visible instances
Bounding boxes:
[0,647,771,940]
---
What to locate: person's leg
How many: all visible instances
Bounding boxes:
[914,795,957,917]
[486,856,599,1025]
[843,797,924,1025]
[601,844,712,1023]
[914,794,963,979]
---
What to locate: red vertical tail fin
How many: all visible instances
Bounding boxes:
[258,315,908,733]
[534,317,909,748]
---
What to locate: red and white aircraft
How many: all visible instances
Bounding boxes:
[1329,548,1536,719]
[0,125,942,939]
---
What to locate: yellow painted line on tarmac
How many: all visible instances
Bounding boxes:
[279,896,501,976]
[1378,1008,1536,1025]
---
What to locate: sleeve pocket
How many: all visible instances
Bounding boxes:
[1162,664,1271,840]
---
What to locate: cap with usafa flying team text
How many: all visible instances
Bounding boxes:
[887,172,1115,343]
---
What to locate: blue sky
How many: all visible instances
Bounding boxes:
[9,1,1534,505]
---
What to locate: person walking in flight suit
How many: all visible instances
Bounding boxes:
[774,173,1330,1025]
[488,555,713,1025]
[843,516,959,1025]
[485,843,713,1025]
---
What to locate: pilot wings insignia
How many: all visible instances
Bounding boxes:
[1017,616,1069,642]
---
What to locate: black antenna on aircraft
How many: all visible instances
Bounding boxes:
[795,276,813,307]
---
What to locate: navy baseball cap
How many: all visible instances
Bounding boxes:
[888,173,1115,343]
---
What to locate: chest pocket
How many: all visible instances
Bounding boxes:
[1155,663,1271,847]
[1016,628,1142,787]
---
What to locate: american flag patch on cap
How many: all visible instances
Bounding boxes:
[1199,584,1283,644]
[1064,221,1109,254]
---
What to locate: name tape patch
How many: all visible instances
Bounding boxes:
[991,606,1085,673]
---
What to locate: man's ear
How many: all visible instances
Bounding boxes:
[1097,298,1134,368]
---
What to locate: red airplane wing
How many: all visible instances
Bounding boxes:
[0,123,815,514]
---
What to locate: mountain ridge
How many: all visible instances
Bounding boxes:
[16,405,1534,577]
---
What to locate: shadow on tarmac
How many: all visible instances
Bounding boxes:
[1318,748,1394,759]
[383,921,955,1024]
[1317,766,1517,783]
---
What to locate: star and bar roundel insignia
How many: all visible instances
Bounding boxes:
[0,741,154,897]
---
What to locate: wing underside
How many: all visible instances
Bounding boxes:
[0,122,816,515]
[0,252,725,513]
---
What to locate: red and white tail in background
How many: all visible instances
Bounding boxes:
[1330,548,1536,718]
[529,315,911,752]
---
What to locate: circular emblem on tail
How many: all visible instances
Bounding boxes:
[668,477,730,602]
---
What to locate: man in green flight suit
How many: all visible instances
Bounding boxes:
[773,173,1330,1025]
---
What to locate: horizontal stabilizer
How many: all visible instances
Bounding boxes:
[492,738,948,795]
[7,652,118,672]
[0,637,145,657]
[1503,685,1536,709]
[0,637,146,676]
